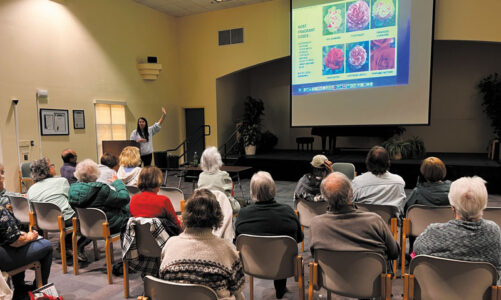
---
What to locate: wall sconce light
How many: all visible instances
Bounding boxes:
[136,56,162,81]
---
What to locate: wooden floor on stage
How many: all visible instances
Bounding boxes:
[234,149,501,193]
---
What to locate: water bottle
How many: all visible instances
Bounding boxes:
[193,152,199,167]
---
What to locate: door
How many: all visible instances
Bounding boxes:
[185,108,205,164]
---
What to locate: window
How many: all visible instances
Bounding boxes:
[94,103,126,159]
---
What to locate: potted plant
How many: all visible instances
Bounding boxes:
[382,136,425,160]
[239,96,264,155]
[478,74,501,159]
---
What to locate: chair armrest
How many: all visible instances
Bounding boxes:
[309,262,319,290]
[294,255,303,281]
[137,297,149,300]
[6,204,12,212]
[180,199,185,212]
[102,222,111,237]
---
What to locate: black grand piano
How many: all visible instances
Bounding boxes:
[311,126,402,153]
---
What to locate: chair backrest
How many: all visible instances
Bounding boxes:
[136,223,162,257]
[406,205,452,237]
[20,162,32,178]
[144,275,218,300]
[314,250,386,299]
[357,203,398,224]
[8,195,31,224]
[483,207,501,229]
[296,199,328,228]
[126,185,140,196]
[76,207,108,239]
[236,234,298,280]
[158,187,184,213]
[332,163,356,180]
[31,202,63,231]
[410,255,498,300]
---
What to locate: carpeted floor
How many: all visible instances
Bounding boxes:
[27,176,501,300]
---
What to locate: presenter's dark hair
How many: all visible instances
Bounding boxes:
[366,146,390,175]
[61,150,76,163]
[137,117,149,141]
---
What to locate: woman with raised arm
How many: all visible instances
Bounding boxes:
[130,107,167,166]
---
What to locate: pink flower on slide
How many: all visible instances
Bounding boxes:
[347,0,370,31]
[349,45,367,69]
[371,47,395,70]
[324,47,344,70]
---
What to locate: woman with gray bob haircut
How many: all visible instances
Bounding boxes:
[414,176,501,268]
[235,171,302,299]
[197,146,240,213]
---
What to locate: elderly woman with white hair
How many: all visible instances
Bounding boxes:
[235,171,303,299]
[414,176,501,268]
[197,146,240,213]
[68,159,130,236]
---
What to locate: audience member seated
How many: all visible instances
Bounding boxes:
[352,145,406,216]
[97,152,118,187]
[160,189,245,300]
[414,176,501,268]
[60,149,78,185]
[28,158,75,227]
[0,163,19,207]
[310,172,399,260]
[0,206,53,300]
[130,166,181,231]
[404,156,451,212]
[68,159,130,237]
[117,146,142,186]
[294,154,332,203]
[235,171,303,299]
[197,146,240,213]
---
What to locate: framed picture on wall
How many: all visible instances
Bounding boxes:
[73,110,85,129]
[40,109,69,136]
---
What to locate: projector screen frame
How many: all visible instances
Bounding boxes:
[289,0,436,128]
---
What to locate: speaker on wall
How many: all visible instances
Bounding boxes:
[147,56,158,63]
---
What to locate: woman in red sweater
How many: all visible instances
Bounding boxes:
[130,166,181,228]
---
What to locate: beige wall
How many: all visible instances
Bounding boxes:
[0,0,181,191]
[176,0,290,147]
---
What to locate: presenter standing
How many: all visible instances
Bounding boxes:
[130,107,166,166]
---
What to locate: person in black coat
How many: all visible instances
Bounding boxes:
[235,171,303,299]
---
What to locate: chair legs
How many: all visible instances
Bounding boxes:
[105,236,113,284]
[123,260,129,298]
[401,218,410,276]
[57,216,70,274]
[249,275,254,300]
[72,217,79,275]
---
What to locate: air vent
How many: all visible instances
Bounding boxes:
[218,28,244,46]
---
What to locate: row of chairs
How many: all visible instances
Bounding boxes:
[137,233,501,300]
[296,200,501,280]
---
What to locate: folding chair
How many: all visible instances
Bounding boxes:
[123,222,162,298]
[31,202,73,274]
[18,162,33,193]
[157,187,185,214]
[401,205,452,276]
[357,203,399,278]
[72,208,120,284]
[308,250,391,300]
[236,234,304,300]
[6,261,43,289]
[295,199,328,252]
[142,275,218,300]
[404,255,499,300]
[332,162,356,180]
[8,195,35,231]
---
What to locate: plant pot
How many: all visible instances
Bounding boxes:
[392,151,402,160]
[245,145,256,156]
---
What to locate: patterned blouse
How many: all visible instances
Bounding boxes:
[0,206,21,246]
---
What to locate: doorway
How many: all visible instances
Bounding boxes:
[184,108,205,163]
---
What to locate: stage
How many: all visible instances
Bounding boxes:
[231,150,501,194]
